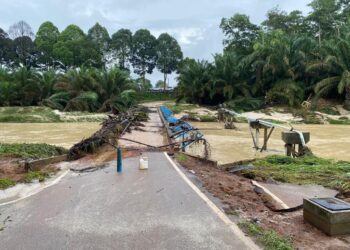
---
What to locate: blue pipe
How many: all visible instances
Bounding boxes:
[117,147,122,173]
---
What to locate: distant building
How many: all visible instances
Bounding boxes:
[149,87,174,93]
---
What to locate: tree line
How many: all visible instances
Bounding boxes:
[0,21,183,112]
[177,0,350,110]
[0,21,183,87]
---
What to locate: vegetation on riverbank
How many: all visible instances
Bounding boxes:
[176,1,350,112]
[0,143,67,159]
[243,155,350,193]
[0,106,107,122]
[0,178,16,189]
[238,221,293,250]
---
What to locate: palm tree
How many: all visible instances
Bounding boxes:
[53,67,100,111]
[35,69,59,102]
[211,52,251,101]
[177,59,213,104]
[244,31,317,96]
[12,67,40,105]
[307,36,350,109]
[94,67,135,112]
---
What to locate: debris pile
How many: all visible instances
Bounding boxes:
[68,108,148,160]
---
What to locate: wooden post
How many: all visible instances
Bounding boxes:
[263,128,267,150]
[255,129,260,149]
[260,127,275,152]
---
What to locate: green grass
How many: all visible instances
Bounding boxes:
[316,107,340,115]
[164,102,198,114]
[176,153,188,162]
[328,117,350,125]
[0,178,16,189]
[136,92,175,102]
[198,114,217,122]
[24,171,49,183]
[0,143,67,159]
[0,106,61,122]
[238,221,293,250]
[0,106,107,123]
[243,155,350,193]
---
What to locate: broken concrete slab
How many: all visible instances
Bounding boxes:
[255,181,338,208]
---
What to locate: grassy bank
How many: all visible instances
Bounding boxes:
[137,92,175,102]
[0,143,67,159]
[238,221,293,250]
[0,143,66,190]
[243,155,350,193]
[0,106,107,122]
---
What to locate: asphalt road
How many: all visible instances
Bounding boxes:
[0,152,256,250]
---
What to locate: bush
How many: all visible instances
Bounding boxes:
[224,97,264,112]
[0,178,16,189]
[266,80,305,107]
[0,143,67,159]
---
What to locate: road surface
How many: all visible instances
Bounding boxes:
[0,152,257,250]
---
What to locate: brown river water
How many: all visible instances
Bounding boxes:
[188,122,350,165]
[1,121,350,164]
[0,123,101,149]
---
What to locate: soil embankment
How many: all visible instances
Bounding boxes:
[178,154,350,250]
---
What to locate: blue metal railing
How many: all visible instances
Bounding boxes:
[160,106,204,150]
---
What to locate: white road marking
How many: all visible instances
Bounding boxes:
[251,180,289,209]
[0,169,70,207]
[164,152,260,250]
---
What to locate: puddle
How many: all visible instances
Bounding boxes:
[188,122,350,164]
[0,122,101,148]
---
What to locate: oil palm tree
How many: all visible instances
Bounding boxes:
[12,67,40,105]
[176,59,213,104]
[53,67,100,111]
[307,35,350,109]
[211,52,251,101]
[244,31,317,96]
[94,67,135,112]
[35,69,59,102]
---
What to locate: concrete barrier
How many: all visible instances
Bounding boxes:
[25,154,68,171]
[303,198,350,236]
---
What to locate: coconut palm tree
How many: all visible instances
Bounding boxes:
[307,35,350,109]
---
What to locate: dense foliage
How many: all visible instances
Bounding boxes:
[0,66,141,112]
[0,21,183,111]
[177,0,350,109]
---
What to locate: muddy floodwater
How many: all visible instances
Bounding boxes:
[0,123,101,148]
[188,122,350,165]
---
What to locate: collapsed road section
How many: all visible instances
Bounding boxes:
[159,106,210,157]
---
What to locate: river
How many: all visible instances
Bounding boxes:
[0,123,101,149]
[1,121,350,164]
[188,122,350,165]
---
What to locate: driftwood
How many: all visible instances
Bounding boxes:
[68,108,148,160]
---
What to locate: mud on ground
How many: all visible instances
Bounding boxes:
[177,154,350,250]
[0,157,59,183]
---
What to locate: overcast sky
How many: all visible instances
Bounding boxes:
[0,0,311,86]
